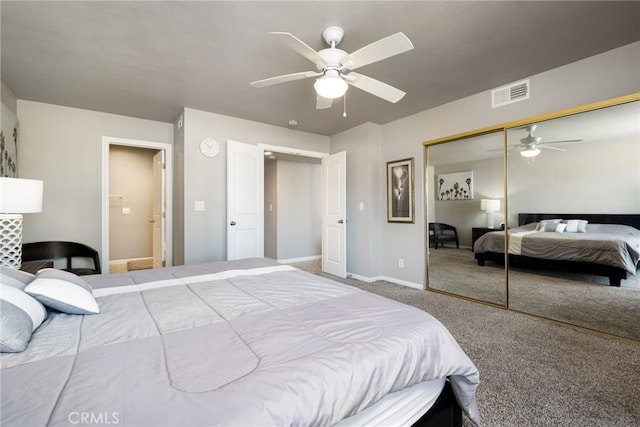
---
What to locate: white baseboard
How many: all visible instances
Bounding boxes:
[109,257,152,266]
[348,273,424,290]
[278,255,321,264]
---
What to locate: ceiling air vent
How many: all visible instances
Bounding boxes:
[491,79,530,108]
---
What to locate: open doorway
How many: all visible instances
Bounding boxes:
[227,141,346,277]
[264,152,322,270]
[101,137,173,273]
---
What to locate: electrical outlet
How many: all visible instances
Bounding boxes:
[398,258,404,268]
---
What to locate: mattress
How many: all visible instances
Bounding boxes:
[474,223,640,274]
[1,258,480,426]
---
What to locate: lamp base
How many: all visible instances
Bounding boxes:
[0,213,23,268]
[485,211,495,229]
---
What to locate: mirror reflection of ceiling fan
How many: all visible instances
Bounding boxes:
[514,124,583,157]
[250,27,414,110]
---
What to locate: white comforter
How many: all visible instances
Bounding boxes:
[2,258,480,426]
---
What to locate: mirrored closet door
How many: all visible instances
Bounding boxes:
[425,131,507,306]
[424,94,640,341]
[505,98,640,341]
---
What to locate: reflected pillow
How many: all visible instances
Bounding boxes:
[1,283,48,352]
[539,219,563,225]
[25,269,100,315]
[536,222,567,233]
[0,267,35,290]
[562,219,588,233]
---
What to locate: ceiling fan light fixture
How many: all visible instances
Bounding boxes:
[520,147,540,157]
[314,70,348,99]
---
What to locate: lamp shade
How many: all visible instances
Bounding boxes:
[314,70,348,99]
[480,199,500,212]
[0,178,44,213]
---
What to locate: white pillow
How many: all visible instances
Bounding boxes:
[1,283,48,352]
[562,219,588,233]
[0,267,35,290]
[25,269,100,315]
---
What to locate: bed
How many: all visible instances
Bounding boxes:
[1,258,480,426]
[473,213,640,286]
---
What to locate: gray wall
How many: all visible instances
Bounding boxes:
[180,108,329,265]
[275,159,321,260]
[336,42,640,287]
[432,156,505,248]
[330,123,382,279]
[16,101,173,256]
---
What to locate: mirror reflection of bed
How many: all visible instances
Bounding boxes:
[425,96,640,342]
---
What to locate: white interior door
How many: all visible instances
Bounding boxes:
[227,140,264,260]
[152,150,165,268]
[322,151,347,278]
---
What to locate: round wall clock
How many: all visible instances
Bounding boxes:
[199,138,220,158]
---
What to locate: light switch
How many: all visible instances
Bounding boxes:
[194,201,205,211]
[359,202,364,211]
[122,207,131,215]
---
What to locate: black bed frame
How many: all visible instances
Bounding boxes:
[474,213,640,287]
[412,380,462,427]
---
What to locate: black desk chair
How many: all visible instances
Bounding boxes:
[22,241,101,275]
[429,223,459,249]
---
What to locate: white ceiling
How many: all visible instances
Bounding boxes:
[2,1,639,136]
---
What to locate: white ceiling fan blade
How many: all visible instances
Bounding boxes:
[540,139,583,145]
[539,145,567,152]
[347,72,406,103]
[316,96,333,110]
[344,32,414,70]
[269,32,326,65]
[250,71,318,88]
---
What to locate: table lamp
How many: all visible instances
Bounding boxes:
[480,199,500,229]
[0,177,44,268]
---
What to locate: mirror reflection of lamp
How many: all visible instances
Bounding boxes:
[480,199,500,229]
[0,178,44,268]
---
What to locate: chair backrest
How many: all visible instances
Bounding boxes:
[22,241,101,275]
[429,223,457,235]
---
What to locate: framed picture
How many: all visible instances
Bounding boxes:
[437,170,473,200]
[387,158,414,223]
[1,104,18,177]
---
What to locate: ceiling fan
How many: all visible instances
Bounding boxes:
[250,27,414,109]
[514,124,583,157]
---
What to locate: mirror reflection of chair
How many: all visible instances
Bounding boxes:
[22,241,101,275]
[429,223,459,249]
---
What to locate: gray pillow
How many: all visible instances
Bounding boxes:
[25,269,100,315]
[562,219,588,233]
[0,267,35,290]
[1,283,48,353]
[536,222,566,233]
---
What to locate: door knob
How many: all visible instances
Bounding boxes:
[338,219,344,224]
[149,218,155,223]
[230,221,237,226]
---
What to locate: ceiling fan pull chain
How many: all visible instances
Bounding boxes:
[343,93,347,117]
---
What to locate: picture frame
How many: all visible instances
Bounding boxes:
[437,170,473,200]
[387,158,414,223]
[1,104,18,177]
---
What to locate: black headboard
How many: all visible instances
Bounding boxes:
[518,213,640,230]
